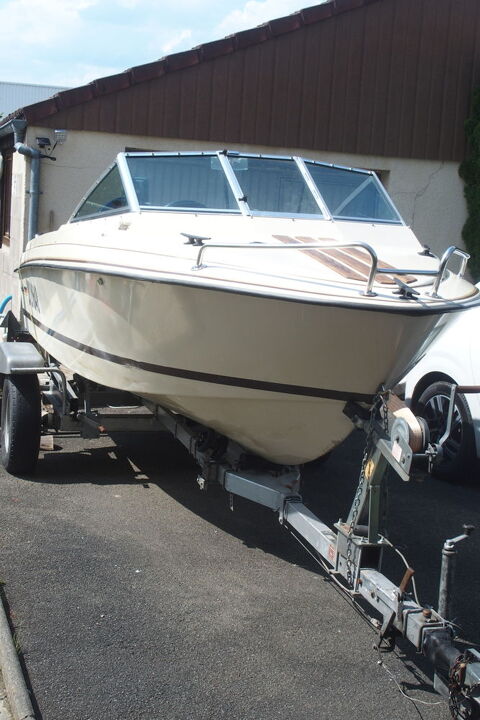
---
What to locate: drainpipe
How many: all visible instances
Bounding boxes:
[14,142,41,247]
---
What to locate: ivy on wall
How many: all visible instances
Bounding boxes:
[459,87,480,281]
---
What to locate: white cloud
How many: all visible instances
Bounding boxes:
[161,30,193,55]
[0,0,96,47]
[58,64,126,87]
[215,0,305,37]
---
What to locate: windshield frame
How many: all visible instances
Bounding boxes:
[69,158,137,223]
[68,150,405,226]
[302,158,404,225]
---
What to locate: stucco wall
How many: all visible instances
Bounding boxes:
[1,127,467,312]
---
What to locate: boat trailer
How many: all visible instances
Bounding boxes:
[0,329,478,718]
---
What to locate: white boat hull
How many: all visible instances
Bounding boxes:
[20,264,446,464]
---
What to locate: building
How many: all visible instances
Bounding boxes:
[0,0,479,310]
[0,81,68,118]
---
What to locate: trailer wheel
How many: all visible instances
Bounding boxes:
[414,381,476,483]
[0,374,41,476]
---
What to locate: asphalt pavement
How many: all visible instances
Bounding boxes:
[0,428,478,720]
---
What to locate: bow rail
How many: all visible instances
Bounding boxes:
[192,241,469,297]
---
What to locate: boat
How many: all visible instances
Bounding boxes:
[17,150,480,465]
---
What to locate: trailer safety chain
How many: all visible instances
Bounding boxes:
[380,386,390,437]
[346,421,371,586]
[346,392,388,588]
[345,391,390,588]
[449,652,480,720]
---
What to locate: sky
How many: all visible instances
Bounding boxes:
[0,0,313,88]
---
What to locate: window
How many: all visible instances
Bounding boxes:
[0,148,13,245]
[125,155,239,211]
[306,163,401,224]
[229,157,322,216]
[73,164,128,220]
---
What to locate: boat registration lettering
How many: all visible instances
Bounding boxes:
[25,280,40,313]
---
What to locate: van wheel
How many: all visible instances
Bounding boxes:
[0,375,41,476]
[414,381,476,483]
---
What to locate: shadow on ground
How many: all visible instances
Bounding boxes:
[37,426,480,648]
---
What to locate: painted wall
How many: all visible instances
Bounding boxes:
[1,127,467,312]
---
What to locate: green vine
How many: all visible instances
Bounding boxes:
[459,87,480,280]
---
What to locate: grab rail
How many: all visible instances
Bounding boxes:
[431,246,469,297]
[192,242,469,297]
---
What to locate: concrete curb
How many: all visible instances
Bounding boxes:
[0,595,35,720]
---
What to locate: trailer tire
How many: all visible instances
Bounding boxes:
[414,381,476,484]
[0,374,41,476]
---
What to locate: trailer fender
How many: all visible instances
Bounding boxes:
[0,342,45,375]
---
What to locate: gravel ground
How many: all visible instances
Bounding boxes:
[0,428,477,720]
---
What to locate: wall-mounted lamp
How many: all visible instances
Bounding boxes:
[54,129,67,145]
[36,137,52,149]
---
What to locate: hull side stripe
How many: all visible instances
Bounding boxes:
[22,309,375,403]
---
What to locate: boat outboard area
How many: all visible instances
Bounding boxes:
[18,150,480,465]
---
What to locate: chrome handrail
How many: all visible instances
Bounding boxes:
[192,242,469,297]
[431,246,470,297]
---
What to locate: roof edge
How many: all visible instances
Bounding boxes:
[5,0,383,126]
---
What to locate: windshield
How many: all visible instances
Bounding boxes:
[228,156,322,216]
[125,155,238,211]
[87,152,404,225]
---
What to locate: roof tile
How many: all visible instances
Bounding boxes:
[199,37,236,61]
[94,72,132,95]
[332,0,367,14]
[23,97,59,123]
[269,14,303,36]
[56,84,95,109]
[234,26,271,49]
[164,49,200,71]
[129,59,166,83]
[301,4,334,23]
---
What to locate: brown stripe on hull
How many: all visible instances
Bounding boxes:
[22,308,375,403]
